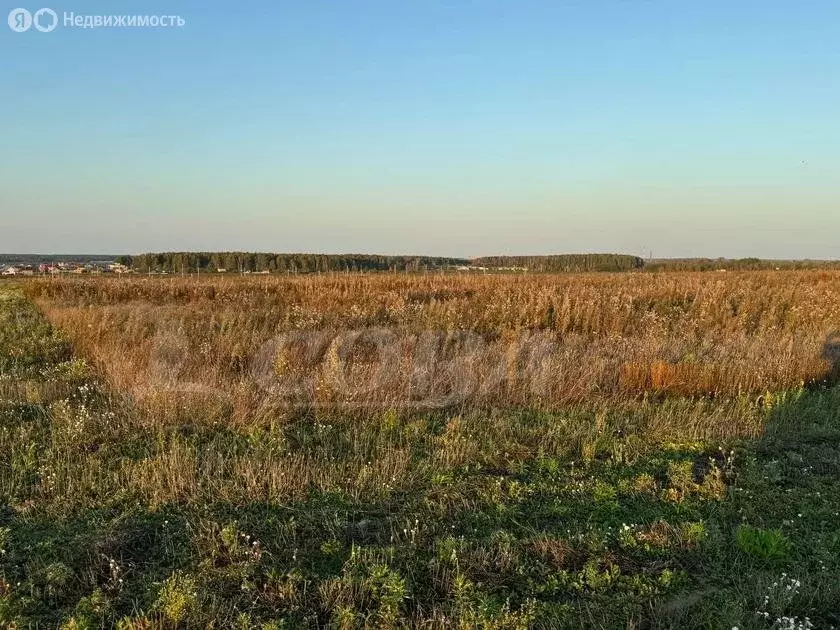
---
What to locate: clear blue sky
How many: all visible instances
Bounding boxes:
[2,0,838,257]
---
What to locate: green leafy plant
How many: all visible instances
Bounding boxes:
[155,571,199,624]
[736,525,790,564]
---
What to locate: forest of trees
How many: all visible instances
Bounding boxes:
[0,254,118,264]
[471,254,645,272]
[108,253,840,275]
[118,252,649,274]
[6,253,839,275]
[118,253,470,274]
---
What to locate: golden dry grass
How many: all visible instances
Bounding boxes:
[24,270,840,419]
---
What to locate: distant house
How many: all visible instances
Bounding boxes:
[1,266,35,276]
[5,266,35,276]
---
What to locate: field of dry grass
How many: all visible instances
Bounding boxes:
[28,270,840,411]
[2,271,840,627]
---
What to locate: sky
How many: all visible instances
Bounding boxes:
[1,0,839,258]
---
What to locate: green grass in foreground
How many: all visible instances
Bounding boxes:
[1,288,839,628]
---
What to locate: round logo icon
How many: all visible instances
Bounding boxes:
[7,7,32,32]
[33,7,57,32]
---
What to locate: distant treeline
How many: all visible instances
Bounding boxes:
[644,258,840,272]
[0,254,118,264]
[119,253,471,274]
[471,254,645,272]
[16,252,836,274]
[119,252,647,274]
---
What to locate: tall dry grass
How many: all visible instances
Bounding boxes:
[25,271,840,421]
